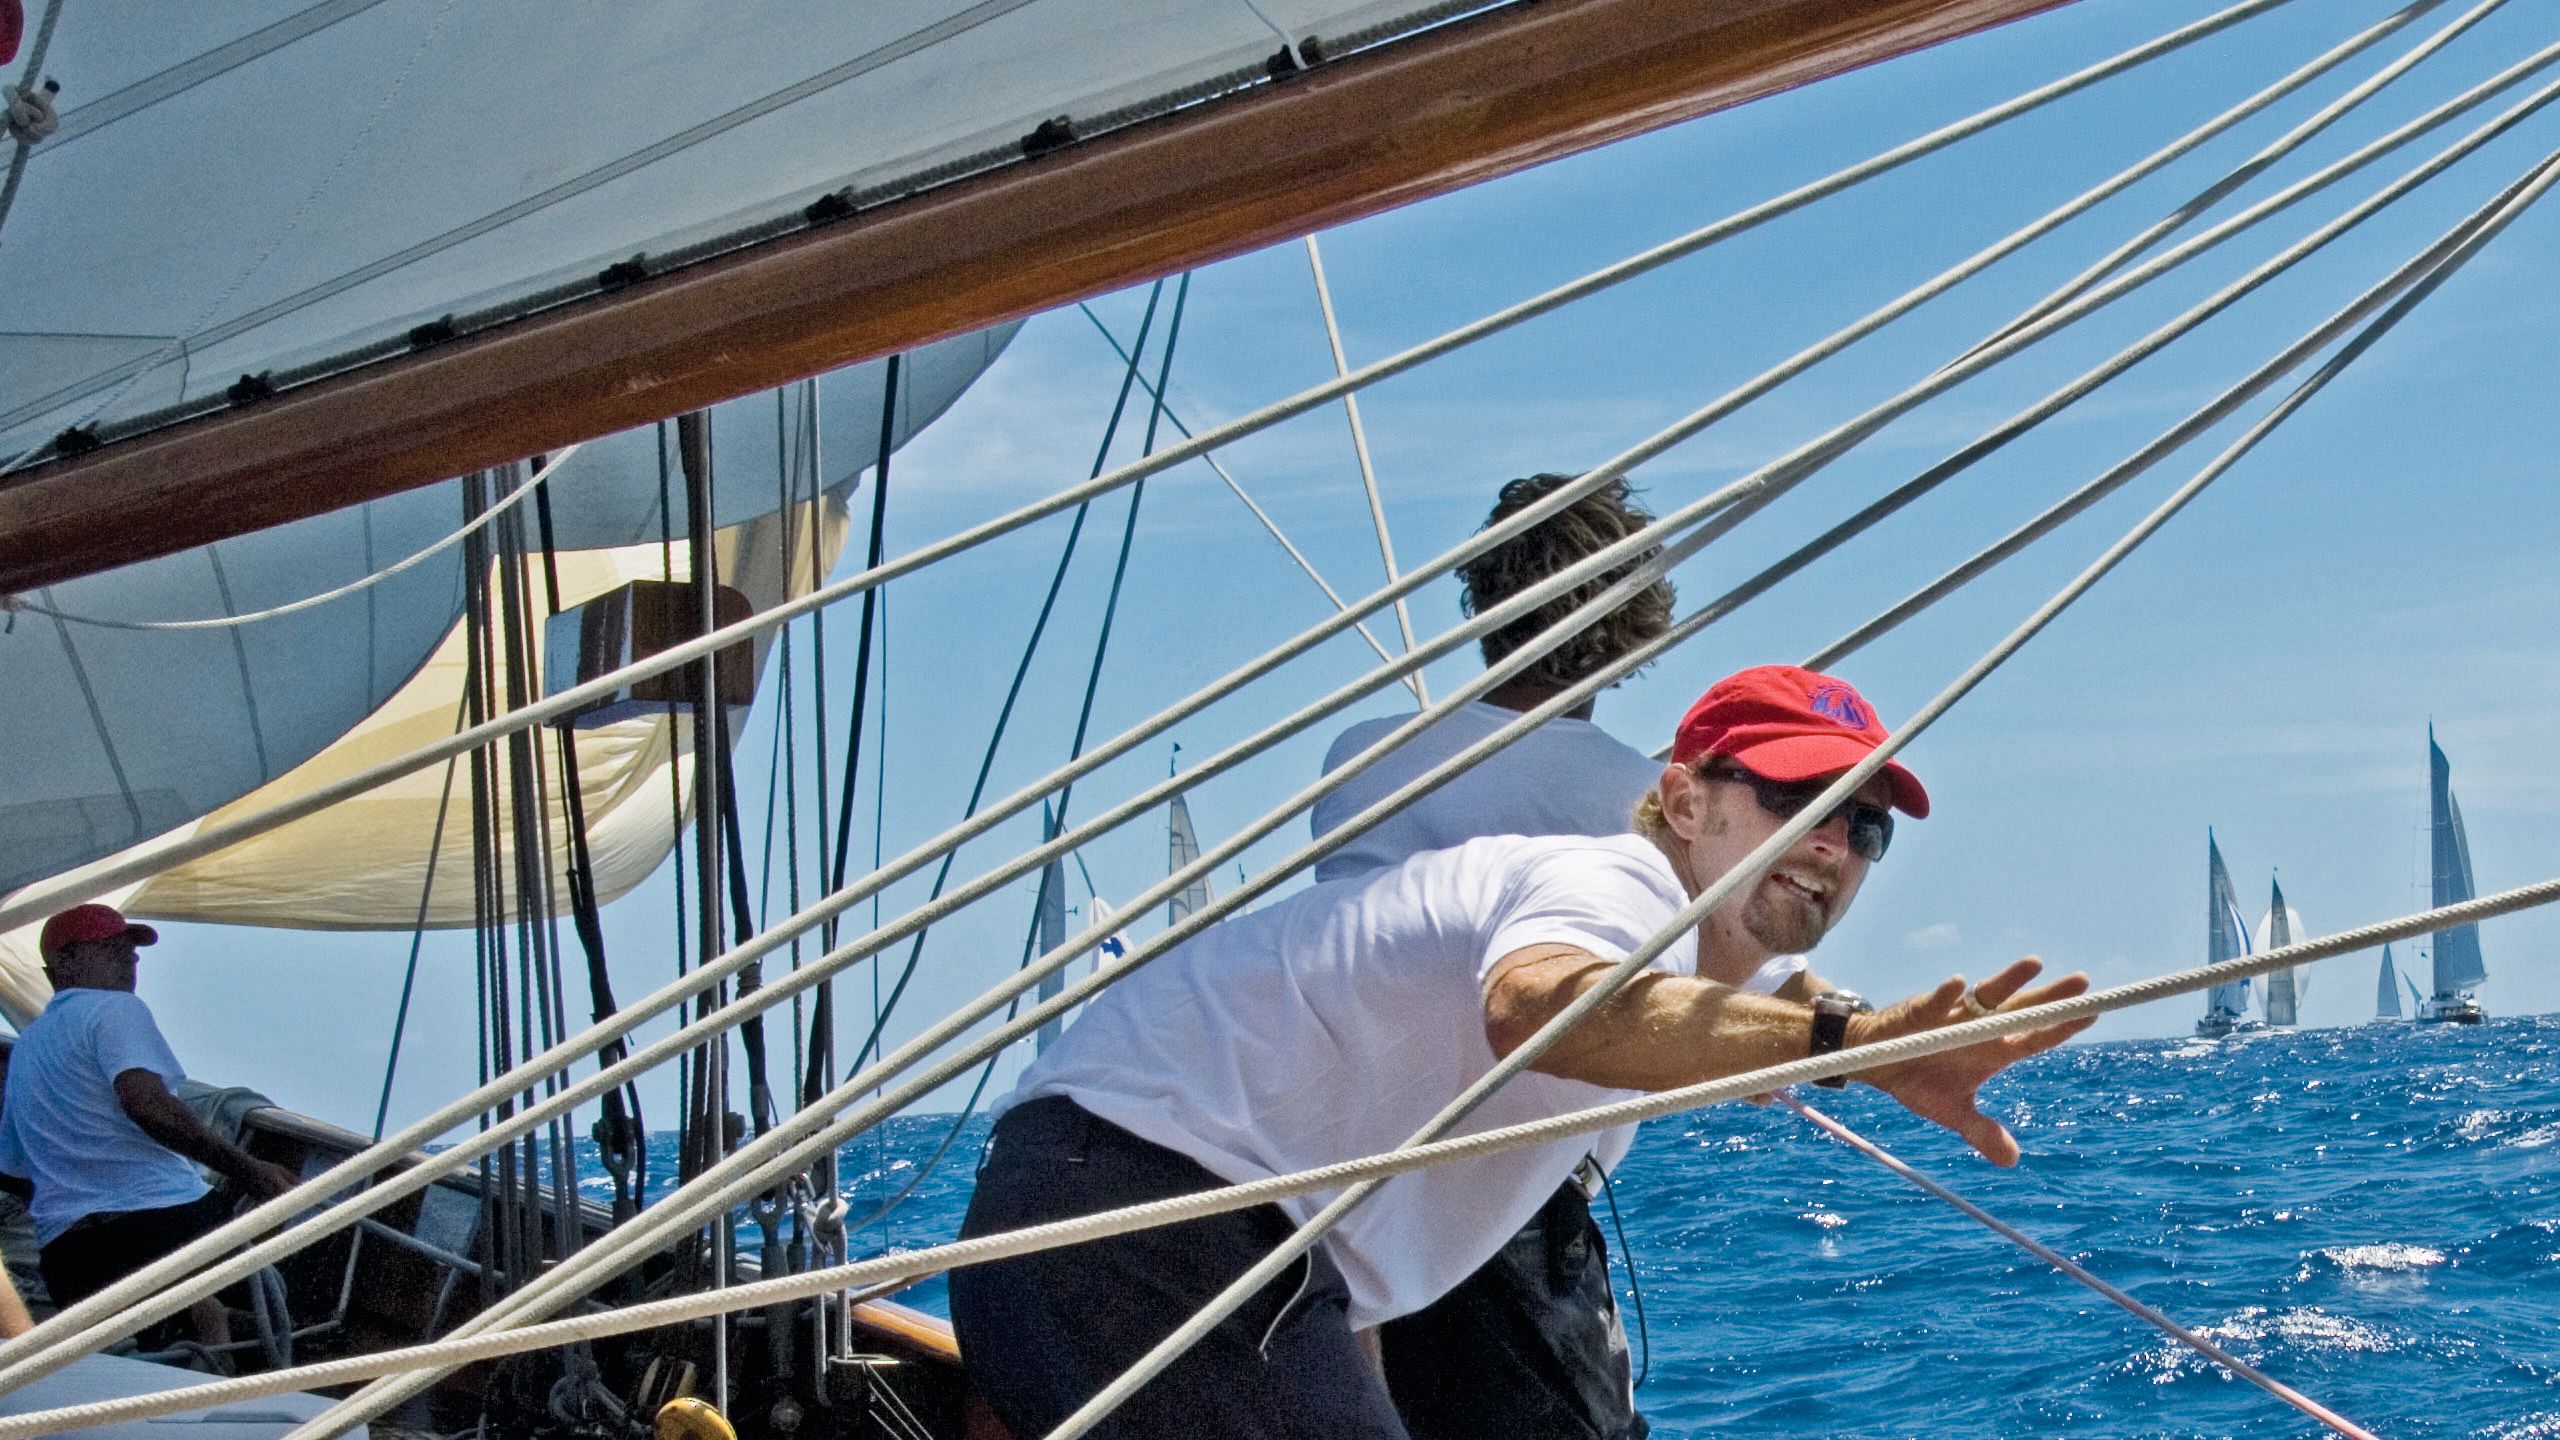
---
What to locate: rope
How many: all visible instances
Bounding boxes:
[843,278,1170,1079]
[1811,96,2560,669]
[7,35,2512,1388]
[1779,1094,2381,1440]
[1233,0,1307,72]
[5,445,578,630]
[371,696,467,1140]
[1958,0,2496,365]
[8,870,2552,1440]
[1306,233,1425,703]
[1074,301,1411,679]
[1042,151,2560,1436]
[0,0,64,239]
[0,0,2310,938]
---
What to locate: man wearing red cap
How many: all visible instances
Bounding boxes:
[951,665,2088,1440]
[0,904,297,1337]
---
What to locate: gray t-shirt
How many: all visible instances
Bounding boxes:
[0,989,207,1244]
[1310,701,1662,882]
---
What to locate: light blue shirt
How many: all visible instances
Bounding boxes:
[0,989,208,1245]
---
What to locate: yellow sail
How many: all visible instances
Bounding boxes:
[0,500,847,1024]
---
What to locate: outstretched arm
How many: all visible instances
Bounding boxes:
[111,1070,299,1200]
[1483,948,2089,1163]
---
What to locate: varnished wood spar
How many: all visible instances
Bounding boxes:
[0,0,2069,592]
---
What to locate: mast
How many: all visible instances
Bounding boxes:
[2427,727,2487,1003]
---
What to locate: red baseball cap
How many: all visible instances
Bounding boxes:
[39,903,159,958]
[1669,665,1929,818]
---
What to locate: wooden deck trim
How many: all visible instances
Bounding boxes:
[0,0,2069,591]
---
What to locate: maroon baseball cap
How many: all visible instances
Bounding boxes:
[40,903,159,958]
[1669,665,1929,818]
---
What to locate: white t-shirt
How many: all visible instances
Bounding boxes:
[1307,701,1787,1180]
[0,989,208,1245]
[1005,833,1694,1328]
[1309,702,1663,884]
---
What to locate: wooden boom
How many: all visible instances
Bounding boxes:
[0,0,2066,592]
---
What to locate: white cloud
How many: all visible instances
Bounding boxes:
[1904,921,1962,950]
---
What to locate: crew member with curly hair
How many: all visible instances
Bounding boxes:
[1309,471,1686,1440]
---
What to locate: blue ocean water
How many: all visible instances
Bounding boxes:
[591,1016,2560,1438]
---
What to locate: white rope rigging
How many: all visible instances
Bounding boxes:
[291,114,2560,1440]
[1305,233,1426,704]
[1779,1095,2383,1440]
[1075,301,1413,681]
[0,445,578,630]
[6,11,2525,1392]
[1042,144,2560,1438]
[1812,91,2560,668]
[1034,151,2560,1424]
[0,444,1735,1395]
[0,0,2304,940]
[1962,0,2507,363]
[2,870,2550,1440]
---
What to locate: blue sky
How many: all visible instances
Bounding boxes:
[128,0,2560,1140]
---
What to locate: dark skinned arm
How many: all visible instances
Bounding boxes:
[111,1070,298,1200]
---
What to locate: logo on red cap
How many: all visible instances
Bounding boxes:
[1807,683,1872,732]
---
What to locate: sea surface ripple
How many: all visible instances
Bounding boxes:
[595,1014,2559,1438]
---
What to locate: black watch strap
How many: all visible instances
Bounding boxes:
[1808,990,1868,1089]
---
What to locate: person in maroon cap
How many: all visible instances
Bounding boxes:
[0,904,297,1342]
[951,664,2089,1440]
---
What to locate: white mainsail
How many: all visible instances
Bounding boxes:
[2197,830,2253,1035]
[2426,728,2488,1006]
[0,2,1427,459]
[2253,877,2306,1028]
[1166,791,1214,929]
[2375,944,2401,1020]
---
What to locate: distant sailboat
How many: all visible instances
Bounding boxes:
[2375,944,2403,1021]
[2254,875,2306,1029]
[2418,728,2488,1025]
[2196,831,2262,1040]
[1166,790,1214,929]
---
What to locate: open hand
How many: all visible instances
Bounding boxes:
[1846,957,2092,1166]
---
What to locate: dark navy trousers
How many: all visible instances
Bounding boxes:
[949,1097,1409,1440]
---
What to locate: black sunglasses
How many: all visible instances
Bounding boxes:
[1702,765,1894,862]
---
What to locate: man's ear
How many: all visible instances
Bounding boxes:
[1658,762,1707,842]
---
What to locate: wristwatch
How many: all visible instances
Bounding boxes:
[1808,990,1870,1089]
